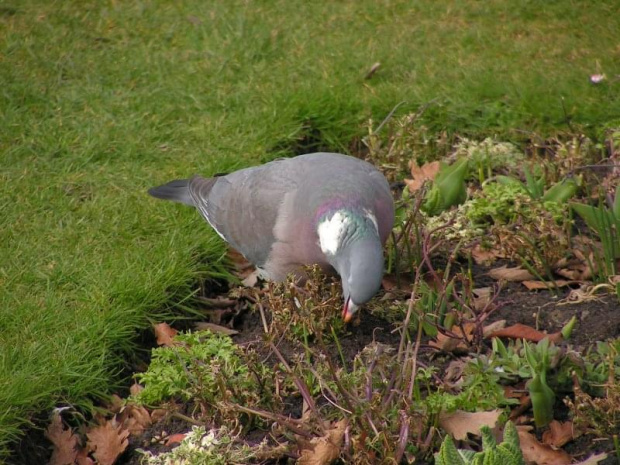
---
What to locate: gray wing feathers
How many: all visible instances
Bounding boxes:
[188,168,295,266]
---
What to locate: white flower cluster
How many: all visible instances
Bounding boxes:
[138,426,226,465]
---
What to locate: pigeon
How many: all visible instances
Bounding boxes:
[148,152,395,322]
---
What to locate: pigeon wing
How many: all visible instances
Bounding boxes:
[188,162,298,267]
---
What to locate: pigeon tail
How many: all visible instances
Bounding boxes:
[148,179,194,206]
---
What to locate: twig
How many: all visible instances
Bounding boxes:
[407,311,425,400]
[257,301,269,334]
[229,404,314,438]
[374,100,407,134]
[395,410,410,463]
[171,411,204,426]
[269,342,324,434]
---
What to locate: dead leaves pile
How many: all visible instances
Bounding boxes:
[45,398,152,465]
[298,420,347,465]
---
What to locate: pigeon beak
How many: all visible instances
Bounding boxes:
[342,297,358,323]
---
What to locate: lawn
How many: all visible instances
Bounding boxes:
[1,0,620,459]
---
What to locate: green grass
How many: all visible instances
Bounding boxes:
[1,0,619,456]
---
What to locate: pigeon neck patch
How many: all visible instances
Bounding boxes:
[317,211,350,256]
[317,209,378,256]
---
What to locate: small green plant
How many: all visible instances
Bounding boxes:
[496,166,578,204]
[571,185,620,280]
[423,158,469,216]
[133,331,279,422]
[523,338,556,428]
[566,342,620,438]
[435,421,524,465]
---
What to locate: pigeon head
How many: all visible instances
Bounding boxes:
[317,209,385,322]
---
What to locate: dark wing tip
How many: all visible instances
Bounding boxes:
[148,179,194,206]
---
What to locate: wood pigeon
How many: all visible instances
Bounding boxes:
[148,152,395,322]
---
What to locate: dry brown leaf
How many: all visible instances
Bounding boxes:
[405,160,441,192]
[488,323,563,344]
[118,404,151,437]
[298,419,347,465]
[86,419,130,465]
[555,249,594,281]
[473,287,492,311]
[129,382,143,397]
[165,433,187,446]
[431,321,505,353]
[522,280,575,290]
[438,410,502,440]
[194,322,239,335]
[482,319,506,337]
[429,323,476,353]
[364,62,381,79]
[542,420,575,448]
[153,322,178,347]
[488,266,535,282]
[150,408,168,423]
[471,244,502,265]
[573,453,609,465]
[517,426,571,465]
[45,411,79,465]
[76,448,95,465]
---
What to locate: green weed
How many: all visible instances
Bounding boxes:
[134,331,280,424]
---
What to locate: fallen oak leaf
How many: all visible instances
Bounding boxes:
[517,426,571,465]
[118,404,151,437]
[542,420,575,448]
[405,160,441,192]
[438,410,502,441]
[153,322,177,347]
[488,265,535,282]
[298,419,347,465]
[488,323,563,344]
[86,419,129,465]
[76,448,95,465]
[45,411,79,465]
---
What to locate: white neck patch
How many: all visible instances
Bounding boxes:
[317,211,350,256]
[363,208,379,234]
